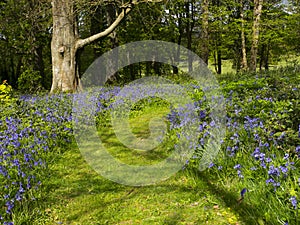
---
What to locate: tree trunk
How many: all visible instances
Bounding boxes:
[201,0,209,65]
[264,42,269,70]
[50,0,79,93]
[249,0,263,72]
[217,47,222,74]
[185,1,194,72]
[106,3,120,82]
[172,15,183,75]
[240,0,248,71]
[50,0,138,93]
[259,44,264,71]
[90,6,104,59]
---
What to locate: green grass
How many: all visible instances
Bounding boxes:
[33,104,245,225]
[100,105,171,165]
[14,67,299,224]
[207,54,300,75]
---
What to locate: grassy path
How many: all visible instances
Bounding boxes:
[37,106,244,225]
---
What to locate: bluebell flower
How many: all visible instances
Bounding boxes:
[208,162,215,168]
[266,178,275,184]
[237,188,247,204]
[268,165,280,177]
[4,194,9,199]
[290,196,297,209]
[279,166,288,174]
[4,222,14,225]
[237,170,244,179]
[253,133,260,140]
[283,153,289,160]
[265,157,272,163]
[251,147,260,159]
[296,146,300,158]
[241,188,247,198]
[274,182,280,187]
[5,200,14,214]
[15,192,22,201]
[234,164,242,170]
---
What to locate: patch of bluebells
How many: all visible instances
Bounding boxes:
[0,94,74,224]
[191,76,300,223]
[0,88,127,223]
[0,74,298,223]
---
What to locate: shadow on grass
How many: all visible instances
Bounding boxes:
[42,145,144,223]
[97,123,171,165]
[196,170,278,225]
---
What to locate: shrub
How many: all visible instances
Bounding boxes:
[17,68,43,94]
[0,80,14,104]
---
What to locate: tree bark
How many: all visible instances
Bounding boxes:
[240,0,248,71]
[217,46,221,74]
[106,3,120,83]
[50,0,79,93]
[50,0,139,93]
[201,0,209,65]
[90,6,105,59]
[249,0,263,72]
[185,1,194,72]
[172,14,183,75]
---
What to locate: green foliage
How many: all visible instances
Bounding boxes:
[17,68,43,94]
[0,80,15,105]
[196,67,300,224]
[0,93,74,223]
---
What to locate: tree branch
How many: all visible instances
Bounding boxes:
[76,8,131,50]
[75,0,164,50]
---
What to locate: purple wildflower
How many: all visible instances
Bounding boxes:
[290,196,297,209]
[240,188,247,198]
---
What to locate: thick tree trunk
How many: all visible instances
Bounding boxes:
[249,0,263,72]
[50,0,79,93]
[50,0,136,93]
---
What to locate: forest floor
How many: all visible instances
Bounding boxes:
[39,106,243,225]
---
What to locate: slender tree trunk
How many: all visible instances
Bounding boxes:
[213,32,222,74]
[90,6,104,59]
[106,3,119,82]
[264,42,269,70]
[201,0,209,65]
[249,0,263,72]
[172,15,183,75]
[259,44,264,71]
[240,0,248,71]
[217,47,222,74]
[185,1,193,72]
[34,45,46,87]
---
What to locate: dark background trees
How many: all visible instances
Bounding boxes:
[0,0,299,92]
